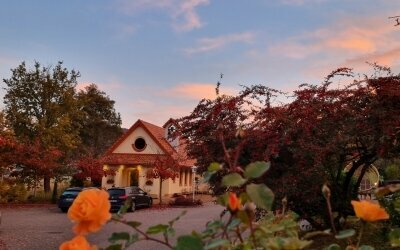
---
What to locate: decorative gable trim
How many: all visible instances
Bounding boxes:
[105,119,174,156]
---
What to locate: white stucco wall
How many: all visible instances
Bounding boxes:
[102,165,198,198]
[112,127,164,154]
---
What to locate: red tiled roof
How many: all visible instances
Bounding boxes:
[101,153,168,165]
[101,153,193,168]
[140,120,175,155]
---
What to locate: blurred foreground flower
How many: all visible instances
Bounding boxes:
[59,235,97,250]
[351,200,389,222]
[68,189,111,234]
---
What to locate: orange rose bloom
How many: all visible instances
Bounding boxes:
[351,200,389,222]
[68,189,111,235]
[59,235,97,250]
[228,192,241,211]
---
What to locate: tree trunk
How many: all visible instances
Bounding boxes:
[44,176,51,193]
[51,179,58,204]
[33,174,37,197]
[159,179,163,205]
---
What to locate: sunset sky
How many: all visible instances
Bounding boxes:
[1,0,399,128]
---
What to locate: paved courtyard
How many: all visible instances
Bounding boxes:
[0,203,224,250]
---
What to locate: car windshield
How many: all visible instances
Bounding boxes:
[107,189,125,196]
[62,190,80,196]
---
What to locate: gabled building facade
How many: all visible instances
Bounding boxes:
[101,119,196,198]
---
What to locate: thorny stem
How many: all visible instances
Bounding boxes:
[356,221,365,249]
[236,226,244,243]
[112,217,173,249]
[219,130,246,172]
[222,215,233,239]
[249,221,258,247]
[326,195,337,235]
[219,133,233,170]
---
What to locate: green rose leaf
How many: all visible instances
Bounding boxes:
[325,244,341,250]
[389,228,400,247]
[146,224,169,234]
[334,229,355,239]
[281,238,313,249]
[174,235,204,250]
[126,221,142,228]
[204,239,230,250]
[126,234,139,246]
[222,173,246,187]
[358,245,375,250]
[109,232,130,243]
[227,218,241,230]
[208,162,221,172]
[105,244,123,250]
[246,183,274,210]
[244,161,270,179]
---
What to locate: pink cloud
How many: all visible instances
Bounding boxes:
[120,98,197,128]
[184,32,256,55]
[268,14,400,80]
[345,47,400,68]
[270,16,398,59]
[75,82,92,91]
[165,83,237,100]
[172,0,209,31]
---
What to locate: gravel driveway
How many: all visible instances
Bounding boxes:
[0,203,224,250]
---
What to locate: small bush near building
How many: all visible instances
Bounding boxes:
[0,181,27,203]
[169,196,202,206]
[26,191,53,203]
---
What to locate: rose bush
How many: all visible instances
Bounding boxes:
[59,167,399,249]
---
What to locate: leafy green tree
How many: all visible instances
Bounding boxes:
[2,61,82,192]
[75,84,123,157]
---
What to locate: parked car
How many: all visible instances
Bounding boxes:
[57,187,99,213]
[57,187,83,213]
[107,186,152,212]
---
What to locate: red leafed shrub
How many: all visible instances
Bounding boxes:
[169,196,202,206]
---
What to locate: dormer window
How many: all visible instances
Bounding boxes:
[167,125,176,138]
[166,125,179,148]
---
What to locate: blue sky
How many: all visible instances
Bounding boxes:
[1,0,399,128]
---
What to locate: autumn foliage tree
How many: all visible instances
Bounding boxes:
[2,62,123,194]
[177,66,400,226]
[2,61,81,192]
[10,139,63,196]
[72,155,104,187]
[146,156,180,204]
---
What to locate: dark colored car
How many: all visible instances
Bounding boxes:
[107,186,152,212]
[57,187,99,212]
[57,187,83,212]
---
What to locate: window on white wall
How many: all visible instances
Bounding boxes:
[179,169,183,186]
[184,169,188,186]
